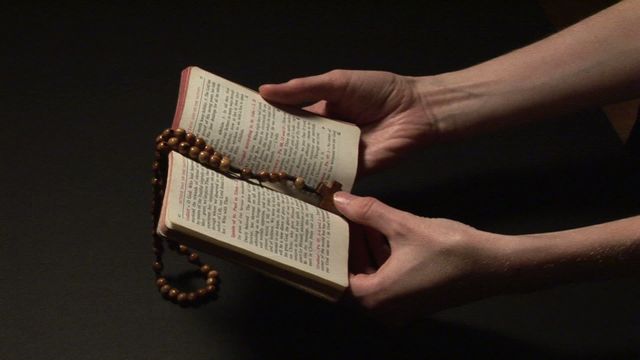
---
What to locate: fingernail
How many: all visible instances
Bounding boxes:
[333,191,356,206]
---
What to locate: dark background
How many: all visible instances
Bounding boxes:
[2,1,639,359]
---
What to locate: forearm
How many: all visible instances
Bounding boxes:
[419,0,640,139]
[495,216,640,291]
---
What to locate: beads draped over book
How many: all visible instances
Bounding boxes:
[151,128,342,306]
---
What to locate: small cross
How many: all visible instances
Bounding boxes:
[316,180,342,215]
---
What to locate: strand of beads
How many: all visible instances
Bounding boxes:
[152,129,219,306]
[156,127,314,192]
[151,127,318,307]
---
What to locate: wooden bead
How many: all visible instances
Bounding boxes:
[156,142,169,154]
[167,137,180,149]
[206,277,216,286]
[161,128,172,140]
[187,292,197,302]
[209,154,221,168]
[195,137,206,149]
[294,177,305,189]
[160,284,171,294]
[173,128,186,139]
[168,288,179,299]
[152,246,163,256]
[178,244,189,254]
[269,172,280,182]
[155,135,164,143]
[278,171,288,180]
[178,141,190,154]
[220,157,231,171]
[151,178,160,187]
[258,171,269,182]
[241,168,252,179]
[152,161,160,171]
[207,270,218,279]
[188,146,200,159]
[196,288,207,297]
[188,252,199,263]
[204,145,214,153]
[200,264,211,274]
[156,277,167,287]
[198,151,210,164]
[205,285,216,293]
[152,261,163,273]
[177,292,188,303]
[185,132,196,145]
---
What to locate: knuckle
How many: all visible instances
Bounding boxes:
[352,196,379,222]
[325,69,350,90]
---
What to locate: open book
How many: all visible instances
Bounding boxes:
[156,67,360,301]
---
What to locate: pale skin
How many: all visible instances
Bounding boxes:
[260,0,640,318]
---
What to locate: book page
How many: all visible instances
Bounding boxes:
[172,66,360,195]
[163,152,349,287]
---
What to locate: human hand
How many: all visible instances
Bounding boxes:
[334,191,508,321]
[259,70,438,174]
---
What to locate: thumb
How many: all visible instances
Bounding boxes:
[333,192,408,237]
[259,70,350,106]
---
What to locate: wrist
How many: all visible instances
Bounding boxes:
[412,69,506,142]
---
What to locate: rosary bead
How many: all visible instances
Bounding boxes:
[152,261,163,273]
[257,171,269,182]
[188,146,200,159]
[152,246,163,256]
[160,284,171,294]
[241,168,252,179]
[185,132,196,145]
[200,264,211,274]
[178,141,190,154]
[161,128,172,140]
[167,137,180,149]
[269,172,280,182]
[205,285,216,293]
[151,177,160,187]
[155,135,164,143]
[204,145,214,153]
[156,142,169,154]
[187,292,197,302]
[156,277,167,287]
[198,151,210,164]
[294,177,305,189]
[173,128,186,139]
[177,292,188,303]
[152,161,160,171]
[178,244,189,254]
[195,137,206,149]
[219,156,231,171]
[197,288,208,297]
[188,252,200,263]
[168,288,179,299]
[206,277,216,286]
[209,154,221,168]
[207,270,218,279]
[278,171,288,180]
[154,151,162,159]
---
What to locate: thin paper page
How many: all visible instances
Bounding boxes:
[172,66,360,191]
[164,152,349,286]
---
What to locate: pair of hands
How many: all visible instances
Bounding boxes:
[260,70,504,318]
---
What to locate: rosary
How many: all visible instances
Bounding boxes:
[151,128,342,306]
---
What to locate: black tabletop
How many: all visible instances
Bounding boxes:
[2,2,639,359]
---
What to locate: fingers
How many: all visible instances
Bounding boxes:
[259,70,351,106]
[333,192,409,237]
